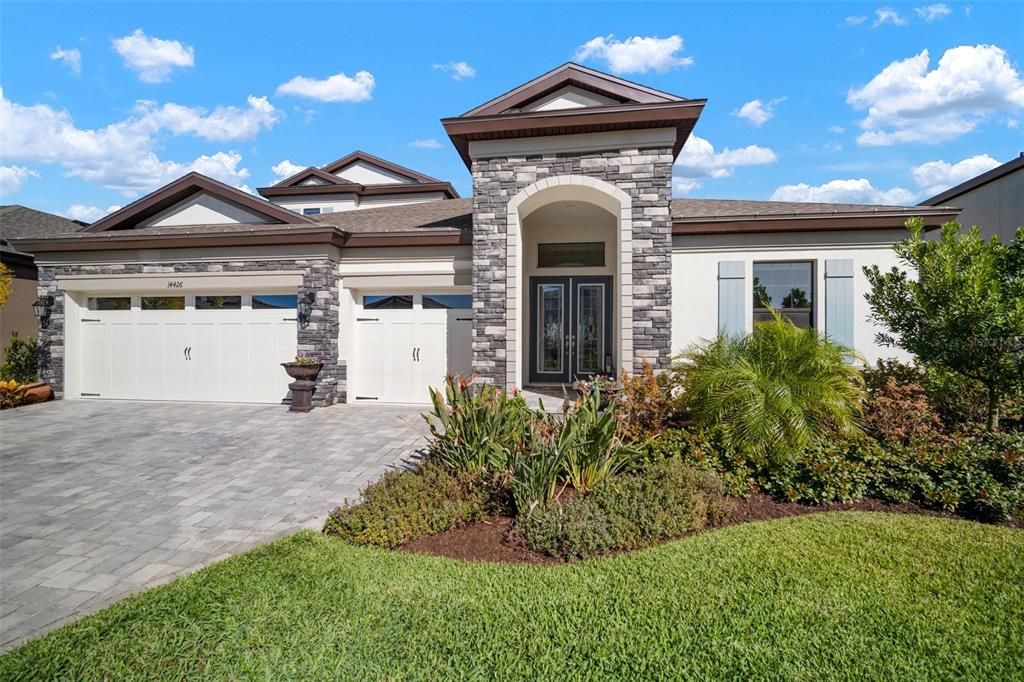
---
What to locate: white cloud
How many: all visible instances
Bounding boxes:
[271,159,306,181]
[910,153,1001,196]
[673,135,777,194]
[433,61,476,80]
[409,138,442,149]
[275,70,375,102]
[845,15,868,26]
[770,178,916,205]
[134,95,280,142]
[0,87,260,196]
[734,97,786,126]
[50,47,81,75]
[873,7,908,27]
[827,125,846,134]
[112,29,194,83]
[62,204,122,223]
[0,166,38,196]
[914,3,952,21]
[575,34,693,74]
[848,45,1024,145]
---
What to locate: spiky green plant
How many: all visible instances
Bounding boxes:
[676,312,866,465]
[562,388,642,493]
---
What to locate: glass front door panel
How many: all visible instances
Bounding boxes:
[576,283,604,375]
[538,284,564,374]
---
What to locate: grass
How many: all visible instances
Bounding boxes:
[2,513,1022,680]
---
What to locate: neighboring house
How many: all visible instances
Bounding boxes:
[920,153,1024,243]
[14,63,959,407]
[0,205,84,350]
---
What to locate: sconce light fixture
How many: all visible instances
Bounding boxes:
[297,291,315,328]
[32,295,54,329]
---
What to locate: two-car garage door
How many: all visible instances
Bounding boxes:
[78,293,297,403]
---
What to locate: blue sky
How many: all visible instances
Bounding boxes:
[1,1,1022,222]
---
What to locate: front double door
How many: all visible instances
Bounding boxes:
[529,276,613,384]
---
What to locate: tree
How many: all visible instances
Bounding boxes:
[864,219,1024,431]
[0,263,13,308]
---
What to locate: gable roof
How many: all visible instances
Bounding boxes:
[919,153,1024,207]
[320,150,443,183]
[463,62,685,117]
[442,63,706,168]
[83,173,317,232]
[0,205,83,239]
[259,151,459,199]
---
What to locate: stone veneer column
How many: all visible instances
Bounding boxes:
[36,258,343,406]
[471,145,675,387]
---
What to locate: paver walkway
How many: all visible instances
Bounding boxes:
[0,399,425,651]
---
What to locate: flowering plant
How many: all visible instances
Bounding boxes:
[291,355,320,366]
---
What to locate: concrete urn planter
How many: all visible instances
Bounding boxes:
[281,362,322,412]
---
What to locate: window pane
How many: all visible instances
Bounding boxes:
[302,207,321,215]
[538,242,605,268]
[538,284,563,373]
[87,297,130,311]
[253,294,298,310]
[195,295,241,310]
[141,296,185,311]
[577,284,605,374]
[753,261,814,328]
[423,294,472,309]
[364,294,412,309]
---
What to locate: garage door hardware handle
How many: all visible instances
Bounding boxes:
[456,317,472,321]
[184,346,191,361]
[356,317,379,322]
[80,392,101,397]
[81,318,101,322]
[355,396,378,400]
[282,317,298,321]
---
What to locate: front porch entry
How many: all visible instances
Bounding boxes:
[528,275,614,384]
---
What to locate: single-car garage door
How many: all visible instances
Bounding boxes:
[78,293,298,403]
[352,292,472,404]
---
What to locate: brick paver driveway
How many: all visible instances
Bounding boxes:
[0,399,425,651]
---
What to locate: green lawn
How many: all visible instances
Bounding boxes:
[3,513,1022,680]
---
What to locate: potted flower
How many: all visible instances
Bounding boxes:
[281,355,322,412]
[575,374,620,409]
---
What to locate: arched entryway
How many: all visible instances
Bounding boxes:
[505,176,633,389]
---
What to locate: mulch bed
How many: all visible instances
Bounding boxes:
[398,495,1015,565]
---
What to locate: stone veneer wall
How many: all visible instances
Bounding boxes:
[471,145,675,386]
[36,258,344,406]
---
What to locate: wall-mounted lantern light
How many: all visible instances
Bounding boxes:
[32,295,54,329]
[297,291,316,328]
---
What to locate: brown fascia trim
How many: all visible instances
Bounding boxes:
[319,150,443,184]
[464,62,684,117]
[272,167,349,188]
[257,181,460,199]
[919,153,1024,206]
[672,209,961,236]
[443,100,706,168]
[342,229,470,248]
[85,173,317,233]
[13,226,348,253]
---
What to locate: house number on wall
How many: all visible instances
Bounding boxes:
[167,281,184,288]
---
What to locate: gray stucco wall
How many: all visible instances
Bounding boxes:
[471,145,675,386]
[36,258,344,406]
[947,168,1023,244]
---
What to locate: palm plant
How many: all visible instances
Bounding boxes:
[676,311,865,465]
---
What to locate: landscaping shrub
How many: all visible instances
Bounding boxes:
[323,462,492,548]
[509,415,568,515]
[516,459,731,560]
[863,377,945,445]
[1,332,38,385]
[561,387,642,491]
[0,379,26,410]
[866,431,1024,521]
[762,436,879,504]
[423,375,533,474]
[616,360,681,442]
[676,312,865,465]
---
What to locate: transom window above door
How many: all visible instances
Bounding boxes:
[753,261,814,328]
[538,242,605,268]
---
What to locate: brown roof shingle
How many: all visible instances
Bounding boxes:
[0,205,84,240]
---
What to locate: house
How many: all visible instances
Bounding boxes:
[919,153,1024,244]
[13,63,959,406]
[0,205,84,349]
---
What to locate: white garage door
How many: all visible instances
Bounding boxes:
[352,292,472,404]
[78,293,298,403]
